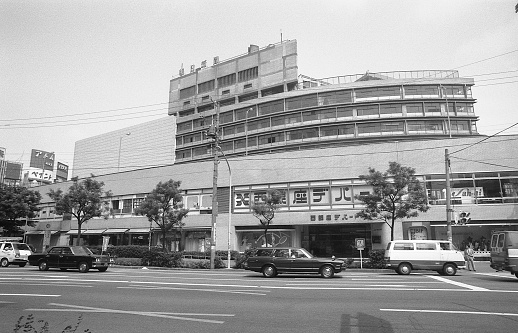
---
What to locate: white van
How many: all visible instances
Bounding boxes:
[384,240,466,276]
[0,242,33,267]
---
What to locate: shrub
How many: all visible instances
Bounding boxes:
[107,245,149,258]
[113,257,141,266]
[366,249,386,268]
[141,249,183,268]
[182,257,226,269]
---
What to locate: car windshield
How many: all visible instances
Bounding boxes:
[13,243,31,251]
[72,246,94,255]
[293,248,313,258]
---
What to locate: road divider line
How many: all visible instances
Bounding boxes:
[0,293,60,297]
[380,308,518,317]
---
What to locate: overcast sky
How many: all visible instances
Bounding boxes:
[1,0,517,175]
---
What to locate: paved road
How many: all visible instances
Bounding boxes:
[1,262,517,333]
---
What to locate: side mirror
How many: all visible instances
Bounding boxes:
[332,255,336,261]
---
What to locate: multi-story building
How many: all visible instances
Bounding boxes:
[25,40,517,258]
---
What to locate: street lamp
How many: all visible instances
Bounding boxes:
[217,146,232,269]
[117,132,131,172]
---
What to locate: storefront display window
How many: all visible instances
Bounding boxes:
[238,230,293,252]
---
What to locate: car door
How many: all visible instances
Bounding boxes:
[45,247,62,267]
[272,249,292,272]
[59,247,77,268]
[289,249,318,273]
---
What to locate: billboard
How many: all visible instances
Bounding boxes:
[28,149,55,182]
[56,162,69,181]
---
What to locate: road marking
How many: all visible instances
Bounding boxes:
[476,272,518,279]
[0,282,92,288]
[26,303,234,324]
[381,308,518,317]
[118,285,268,296]
[0,293,60,297]
[426,275,489,291]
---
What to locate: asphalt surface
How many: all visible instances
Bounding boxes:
[1,262,517,333]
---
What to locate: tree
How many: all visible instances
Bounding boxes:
[0,185,41,235]
[135,179,189,252]
[355,162,430,241]
[48,177,111,245]
[250,189,284,247]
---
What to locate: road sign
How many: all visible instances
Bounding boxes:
[355,238,365,250]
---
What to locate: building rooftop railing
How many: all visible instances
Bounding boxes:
[299,70,460,87]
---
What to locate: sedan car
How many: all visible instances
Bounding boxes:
[28,246,112,273]
[244,247,345,278]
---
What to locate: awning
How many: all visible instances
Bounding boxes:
[25,230,58,235]
[127,228,150,233]
[103,228,129,234]
[66,229,106,235]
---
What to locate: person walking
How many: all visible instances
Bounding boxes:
[465,243,476,271]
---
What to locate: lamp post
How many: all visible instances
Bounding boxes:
[117,132,131,172]
[208,100,220,270]
[217,146,232,269]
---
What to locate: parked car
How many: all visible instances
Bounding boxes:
[0,241,33,267]
[490,231,518,279]
[384,240,465,276]
[28,246,112,273]
[244,247,345,278]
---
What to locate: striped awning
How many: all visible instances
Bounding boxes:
[66,229,106,235]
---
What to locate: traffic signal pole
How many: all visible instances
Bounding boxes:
[445,149,453,242]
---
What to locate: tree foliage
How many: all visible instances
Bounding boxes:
[250,189,284,247]
[135,179,189,252]
[48,177,111,245]
[0,185,41,235]
[354,162,429,241]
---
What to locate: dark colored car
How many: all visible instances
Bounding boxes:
[244,247,345,278]
[28,246,112,273]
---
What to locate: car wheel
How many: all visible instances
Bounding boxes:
[320,265,335,278]
[1,258,9,267]
[98,267,108,272]
[442,263,457,276]
[38,261,49,271]
[398,263,412,275]
[262,265,277,278]
[18,263,27,267]
[78,262,89,273]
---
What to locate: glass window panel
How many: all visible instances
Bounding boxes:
[318,90,352,105]
[303,110,319,121]
[337,107,353,118]
[357,123,381,134]
[380,105,402,115]
[406,103,423,114]
[321,126,338,137]
[424,103,441,114]
[501,179,518,197]
[320,109,336,120]
[357,106,379,117]
[474,179,502,203]
[404,85,438,96]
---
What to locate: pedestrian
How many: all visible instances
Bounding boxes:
[465,243,476,271]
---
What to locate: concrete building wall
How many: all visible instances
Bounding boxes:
[72,116,176,178]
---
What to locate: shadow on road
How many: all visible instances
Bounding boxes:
[340,312,393,333]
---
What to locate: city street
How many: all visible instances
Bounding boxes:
[1,263,517,333]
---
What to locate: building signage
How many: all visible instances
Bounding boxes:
[28,167,54,181]
[233,184,366,212]
[56,162,69,181]
[29,149,54,170]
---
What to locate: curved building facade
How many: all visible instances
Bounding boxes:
[169,40,478,163]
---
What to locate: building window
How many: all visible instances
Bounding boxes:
[357,123,381,135]
[286,94,318,110]
[318,90,352,105]
[259,100,284,116]
[238,92,258,103]
[220,112,234,124]
[238,66,258,82]
[244,83,252,89]
[217,73,236,88]
[380,105,402,116]
[424,103,441,114]
[404,85,439,97]
[198,80,215,94]
[286,130,303,141]
[337,107,353,118]
[179,109,195,117]
[406,103,424,115]
[357,105,379,117]
[380,122,404,133]
[180,86,196,99]
[219,98,235,107]
[222,89,230,95]
[235,107,257,120]
[301,128,319,140]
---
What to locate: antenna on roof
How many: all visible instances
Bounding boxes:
[280,29,283,42]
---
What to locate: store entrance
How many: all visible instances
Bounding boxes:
[307,224,371,258]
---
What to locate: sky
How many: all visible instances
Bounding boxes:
[1,0,517,176]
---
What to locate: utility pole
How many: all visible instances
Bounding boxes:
[445,149,453,242]
[208,100,220,269]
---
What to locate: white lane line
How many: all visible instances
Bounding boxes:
[476,272,518,279]
[118,285,268,296]
[381,308,518,317]
[0,294,60,297]
[0,283,92,288]
[26,303,234,324]
[426,275,489,291]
